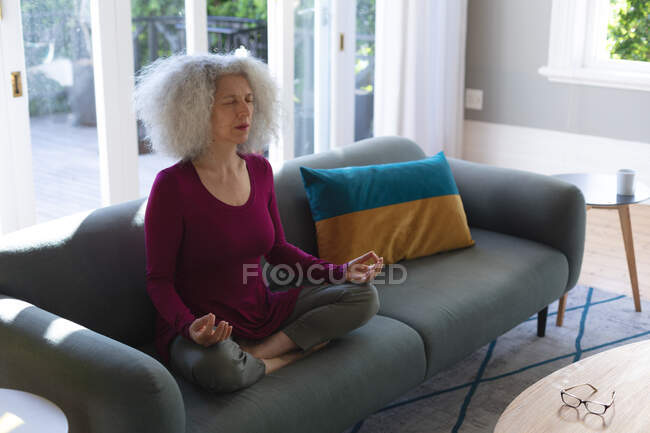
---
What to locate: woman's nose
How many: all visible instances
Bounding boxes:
[236,100,252,116]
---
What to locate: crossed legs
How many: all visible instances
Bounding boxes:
[169,281,380,392]
[240,281,379,373]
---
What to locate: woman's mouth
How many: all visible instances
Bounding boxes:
[235,124,250,130]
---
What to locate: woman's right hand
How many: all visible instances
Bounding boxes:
[189,313,232,347]
[345,251,384,284]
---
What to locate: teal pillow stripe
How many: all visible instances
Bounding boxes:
[299,151,459,222]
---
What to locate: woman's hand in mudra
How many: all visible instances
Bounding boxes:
[189,313,232,347]
[345,250,384,284]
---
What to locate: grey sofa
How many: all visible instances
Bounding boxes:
[0,136,585,433]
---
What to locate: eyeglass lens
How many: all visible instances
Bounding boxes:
[561,392,609,414]
[585,402,607,414]
[561,393,581,407]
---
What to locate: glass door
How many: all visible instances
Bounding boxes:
[21,0,102,224]
[0,0,103,234]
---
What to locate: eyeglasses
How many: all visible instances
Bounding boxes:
[560,383,616,415]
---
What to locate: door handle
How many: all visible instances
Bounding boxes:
[11,71,23,97]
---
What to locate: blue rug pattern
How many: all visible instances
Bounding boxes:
[342,286,650,433]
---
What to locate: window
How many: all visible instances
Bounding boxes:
[539,0,650,92]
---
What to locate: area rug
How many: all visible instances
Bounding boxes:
[342,285,650,433]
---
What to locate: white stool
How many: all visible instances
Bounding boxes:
[0,388,68,433]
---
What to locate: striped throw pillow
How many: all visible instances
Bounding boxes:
[299,151,475,264]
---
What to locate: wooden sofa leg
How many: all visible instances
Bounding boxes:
[556,293,567,327]
[537,306,548,337]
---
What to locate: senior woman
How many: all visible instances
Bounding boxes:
[134,51,384,394]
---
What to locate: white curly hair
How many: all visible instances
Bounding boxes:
[133,50,280,161]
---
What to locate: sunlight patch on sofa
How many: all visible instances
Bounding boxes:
[44,317,84,344]
[0,298,31,323]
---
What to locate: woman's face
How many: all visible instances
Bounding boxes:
[210,74,254,148]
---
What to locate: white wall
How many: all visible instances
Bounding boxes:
[463,120,650,204]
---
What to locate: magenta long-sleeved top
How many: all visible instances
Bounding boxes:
[144,151,347,365]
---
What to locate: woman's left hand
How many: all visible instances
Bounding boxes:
[345,251,384,284]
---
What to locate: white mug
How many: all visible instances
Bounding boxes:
[617,169,636,196]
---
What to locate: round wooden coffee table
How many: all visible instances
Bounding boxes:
[0,388,68,432]
[494,338,650,432]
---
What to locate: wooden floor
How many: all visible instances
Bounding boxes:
[579,204,650,302]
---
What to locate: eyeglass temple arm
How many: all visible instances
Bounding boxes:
[586,390,616,407]
[607,390,616,405]
[563,383,598,393]
[590,390,616,407]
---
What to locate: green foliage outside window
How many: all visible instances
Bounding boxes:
[608,0,650,62]
[131,0,266,20]
[131,0,183,17]
[206,0,267,21]
[356,0,375,92]
[131,0,184,73]
[131,0,267,71]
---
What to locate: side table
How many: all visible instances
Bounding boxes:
[0,388,68,433]
[553,173,650,325]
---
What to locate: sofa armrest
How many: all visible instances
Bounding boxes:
[0,295,185,433]
[447,158,586,291]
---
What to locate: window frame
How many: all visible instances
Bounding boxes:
[539,0,650,92]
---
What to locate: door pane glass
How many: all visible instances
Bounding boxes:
[355,0,375,141]
[207,1,267,60]
[294,0,316,157]
[132,0,185,197]
[21,0,100,224]
[206,1,268,158]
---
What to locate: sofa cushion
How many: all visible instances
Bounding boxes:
[375,228,569,379]
[160,315,425,433]
[299,151,474,264]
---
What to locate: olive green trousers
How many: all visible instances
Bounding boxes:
[169,281,379,393]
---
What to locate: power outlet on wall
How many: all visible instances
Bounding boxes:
[465,88,483,110]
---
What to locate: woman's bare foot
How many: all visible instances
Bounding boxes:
[236,331,300,359]
[260,340,331,375]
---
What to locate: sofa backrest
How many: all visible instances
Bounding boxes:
[274,136,426,255]
[0,136,426,347]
